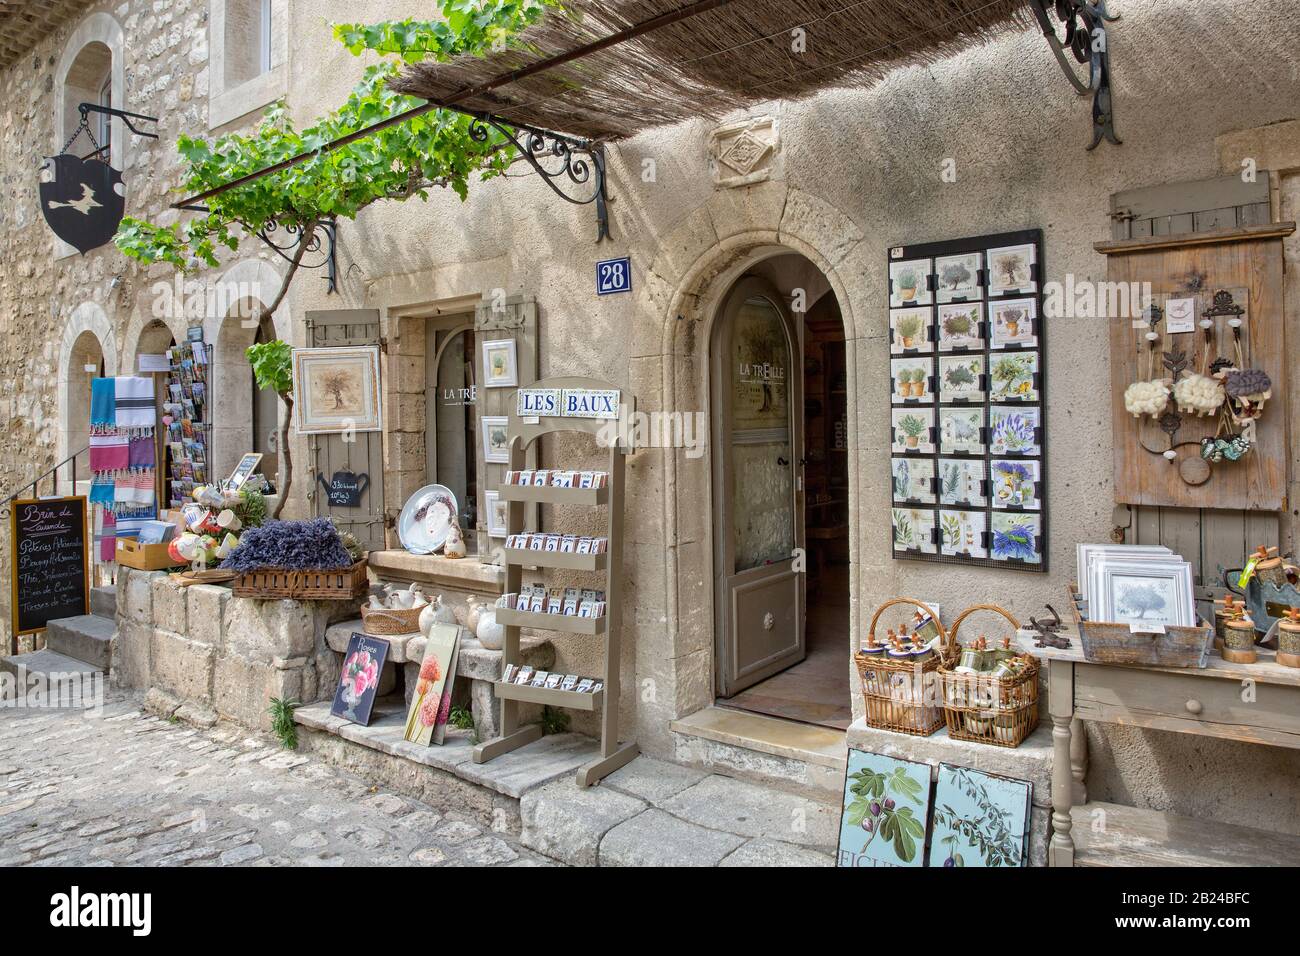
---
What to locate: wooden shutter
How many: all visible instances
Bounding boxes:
[304,309,386,552]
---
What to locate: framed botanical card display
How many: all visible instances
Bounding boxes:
[1092,560,1195,628]
[481,338,519,388]
[886,229,1045,571]
[890,357,934,404]
[837,750,932,867]
[937,302,985,351]
[889,258,933,307]
[483,490,508,537]
[292,346,383,434]
[889,307,933,353]
[986,243,1037,296]
[891,457,936,504]
[481,416,510,463]
[989,298,1039,349]
[934,252,983,303]
[928,766,1032,868]
[1075,543,1171,601]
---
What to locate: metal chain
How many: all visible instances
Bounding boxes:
[58,108,101,157]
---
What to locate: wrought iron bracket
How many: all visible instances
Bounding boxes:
[79,102,159,139]
[470,114,611,242]
[256,218,338,294]
[1029,0,1120,150]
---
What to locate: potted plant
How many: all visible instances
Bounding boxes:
[897,269,920,301]
[1001,308,1025,337]
[898,414,927,449]
[944,362,976,392]
[943,310,974,339]
[895,368,914,399]
[895,313,924,348]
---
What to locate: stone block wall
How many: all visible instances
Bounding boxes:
[113,567,360,729]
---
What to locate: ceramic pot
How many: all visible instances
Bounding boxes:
[443,519,467,559]
[433,595,457,625]
[417,601,438,638]
[1222,617,1257,664]
[476,608,504,650]
[1277,619,1300,668]
[464,597,483,634]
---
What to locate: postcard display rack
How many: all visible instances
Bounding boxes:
[887,229,1047,571]
[163,331,212,509]
[473,376,638,787]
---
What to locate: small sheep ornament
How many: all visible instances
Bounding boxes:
[1172,372,1224,417]
[1223,367,1272,422]
[1123,379,1170,419]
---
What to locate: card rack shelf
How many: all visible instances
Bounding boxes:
[472,375,638,787]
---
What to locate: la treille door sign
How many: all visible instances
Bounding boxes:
[39,103,157,255]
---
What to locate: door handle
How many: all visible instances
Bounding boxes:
[777,456,789,466]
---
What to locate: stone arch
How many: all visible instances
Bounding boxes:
[57,301,119,477]
[120,301,187,377]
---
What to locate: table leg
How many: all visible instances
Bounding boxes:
[1070,716,1088,805]
[1048,658,1076,867]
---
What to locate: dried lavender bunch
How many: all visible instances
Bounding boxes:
[222,518,355,572]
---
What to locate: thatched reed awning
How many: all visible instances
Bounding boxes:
[0,0,90,69]
[391,0,1037,140]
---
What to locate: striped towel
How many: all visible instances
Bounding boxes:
[113,507,155,540]
[115,377,155,433]
[96,508,117,563]
[89,473,115,506]
[128,435,155,469]
[91,378,116,430]
[89,433,130,473]
[114,469,155,508]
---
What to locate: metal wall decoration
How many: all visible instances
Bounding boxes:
[887,229,1048,573]
[258,218,338,294]
[39,103,156,254]
[1029,0,1120,150]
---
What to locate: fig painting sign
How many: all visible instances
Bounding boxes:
[837,749,932,867]
[40,154,126,254]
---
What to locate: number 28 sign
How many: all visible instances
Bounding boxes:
[596,256,632,296]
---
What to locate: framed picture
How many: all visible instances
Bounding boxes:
[481,416,510,463]
[989,406,1040,456]
[1075,544,1172,600]
[1091,559,1194,627]
[889,258,932,308]
[990,513,1041,564]
[939,458,987,507]
[988,351,1038,401]
[939,406,984,455]
[891,407,934,454]
[937,302,984,351]
[890,357,934,404]
[940,509,988,558]
[330,633,390,726]
[292,346,383,434]
[929,766,1032,868]
[891,457,936,504]
[938,355,984,403]
[934,252,983,303]
[986,243,1037,296]
[404,623,459,746]
[990,459,1040,510]
[889,307,933,354]
[892,507,937,554]
[226,452,262,490]
[481,338,518,388]
[484,490,508,538]
[837,750,932,867]
[989,298,1038,349]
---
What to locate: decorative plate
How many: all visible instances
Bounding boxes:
[397,484,459,555]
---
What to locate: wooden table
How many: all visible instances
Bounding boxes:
[1020,623,1300,866]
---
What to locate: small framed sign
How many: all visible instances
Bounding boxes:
[596,256,632,296]
[226,452,263,491]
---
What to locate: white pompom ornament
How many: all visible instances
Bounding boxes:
[1123,379,1170,419]
[1172,372,1225,417]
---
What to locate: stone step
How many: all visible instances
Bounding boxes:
[90,585,117,618]
[45,614,116,669]
[0,650,106,708]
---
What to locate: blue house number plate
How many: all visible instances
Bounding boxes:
[596,256,632,295]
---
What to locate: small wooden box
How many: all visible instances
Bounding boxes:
[116,538,182,571]
[1069,585,1213,669]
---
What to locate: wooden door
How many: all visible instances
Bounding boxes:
[712,277,805,697]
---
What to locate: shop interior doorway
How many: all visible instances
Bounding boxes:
[712,255,852,730]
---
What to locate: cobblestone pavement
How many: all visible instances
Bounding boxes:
[0,694,553,867]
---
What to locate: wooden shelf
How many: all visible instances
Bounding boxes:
[493,680,604,711]
[1072,801,1300,867]
[497,606,607,635]
[503,548,607,572]
[498,483,608,506]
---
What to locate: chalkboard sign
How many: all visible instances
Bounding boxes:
[9,496,90,636]
[317,469,369,508]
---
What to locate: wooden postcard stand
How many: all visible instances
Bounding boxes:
[471,376,638,787]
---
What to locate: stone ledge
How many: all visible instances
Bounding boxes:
[368,550,505,593]
[324,620,554,678]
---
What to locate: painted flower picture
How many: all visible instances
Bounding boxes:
[889,258,933,308]
[939,407,985,455]
[986,243,1037,296]
[989,298,1038,348]
[934,252,983,303]
[331,634,391,726]
[892,457,936,504]
[404,623,460,746]
[938,355,984,402]
[988,351,1038,402]
[989,406,1040,455]
[939,459,987,507]
[937,302,984,351]
[940,509,988,558]
[891,357,934,404]
[990,513,1041,563]
[838,751,932,868]
[892,407,934,453]
[892,507,937,554]
[890,307,933,354]
[991,459,1040,510]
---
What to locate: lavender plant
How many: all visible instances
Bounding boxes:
[222,518,356,572]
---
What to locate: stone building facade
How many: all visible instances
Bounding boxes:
[4,0,1300,835]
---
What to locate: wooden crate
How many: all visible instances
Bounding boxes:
[1069,585,1213,669]
[233,560,369,601]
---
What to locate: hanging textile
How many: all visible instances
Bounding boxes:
[90,376,159,559]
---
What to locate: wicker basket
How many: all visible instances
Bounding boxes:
[938,604,1039,749]
[855,598,952,737]
[360,603,426,635]
[232,560,369,601]
[1069,585,1213,668]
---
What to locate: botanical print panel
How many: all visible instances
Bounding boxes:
[938,355,984,403]
[988,351,1038,402]
[889,258,933,308]
[404,624,460,746]
[989,297,1038,349]
[939,458,987,507]
[838,750,933,867]
[990,512,1041,563]
[331,633,390,726]
[929,766,1032,868]
[891,407,934,454]
[939,406,984,455]
[990,459,1040,510]
[986,243,1037,296]
[989,406,1040,455]
[940,509,988,559]
[891,457,936,504]
[934,252,983,303]
[292,346,383,434]
[891,357,934,404]
[889,307,933,354]
[1107,572,1181,628]
[892,507,937,554]
[937,302,984,351]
